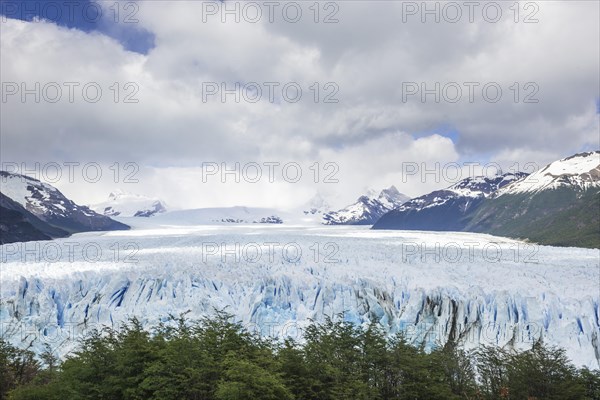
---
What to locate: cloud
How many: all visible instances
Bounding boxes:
[1,1,598,207]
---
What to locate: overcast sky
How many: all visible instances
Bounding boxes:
[1,0,599,210]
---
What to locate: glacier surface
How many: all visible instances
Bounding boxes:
[0,223,598,368]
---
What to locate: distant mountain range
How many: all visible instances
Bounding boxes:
[323,186,410,225]
[144,206,284,225]
[2,151,597,248]
[90,190,167,218]
[373,173,527,231]
[374,151,600,249]
[0,172,129,244]
[465,151,600,248]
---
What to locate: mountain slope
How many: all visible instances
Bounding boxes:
[466,151,600,248]
[374,186,411,209]
[499,151,600,194]
[0,192,68,244]
[0,171,129,235]
[91,190,167,217]
[373,173,527,231]
[0,206,50,244]
[323,186,409,225]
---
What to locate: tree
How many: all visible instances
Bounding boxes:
[506,341,585,400]
[278,339,317,400]
[0,339,40,399]
[3,314,599,400]
[301,317,372,399]
[578,367,600,400]
[437,345,477,398]
[473,345,510,399]
[215,356,292,400]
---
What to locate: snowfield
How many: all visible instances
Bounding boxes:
[1,222,598,368]
[499,151,600,195]
[90,190,167,218]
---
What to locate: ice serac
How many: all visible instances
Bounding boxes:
[0,171,129,237]
[91,190,167,218]
[323,186,410,225]
[466,151,600,248]
[1,227,597,369]
[373,173,527,231]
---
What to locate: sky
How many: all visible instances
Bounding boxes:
[1,0,599,210]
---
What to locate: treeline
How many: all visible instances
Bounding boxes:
[1,312,599,400]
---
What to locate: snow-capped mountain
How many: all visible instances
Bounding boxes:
[466,151,600,248]
[373,173,527,231]
[0,192,67,244]
[0,171,129,238]
[143,206,284,225]
[372,151,600,248]
[1,226,598,368]
[323,186,409,225]
[497,151,600,195]
[91,190,167,218]
[323,196,391,225]
[373,185,411,209]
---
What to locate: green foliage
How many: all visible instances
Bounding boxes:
[578,367,600,400]
[215,356,292,400]
[506,341,585,400]
[2,314,597,400]
[467,187,600,249]
[0,339,41,400]
[473,341,591,400]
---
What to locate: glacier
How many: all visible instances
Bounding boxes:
[0,223,598,368]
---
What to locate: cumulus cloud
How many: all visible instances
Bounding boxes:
[1,1,598,207]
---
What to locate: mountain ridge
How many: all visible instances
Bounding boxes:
[373,151,600,249]
[323,186,410,225]
[373,173,527,231]
[91,190,167,218]
[0,171,129,243]
[466,151,600,248]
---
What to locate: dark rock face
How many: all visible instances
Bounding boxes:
[134,201,167,217]
[1,171,129,243]
[0,192,68,244]
[0,206,49,244]
[256,216,283,224]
